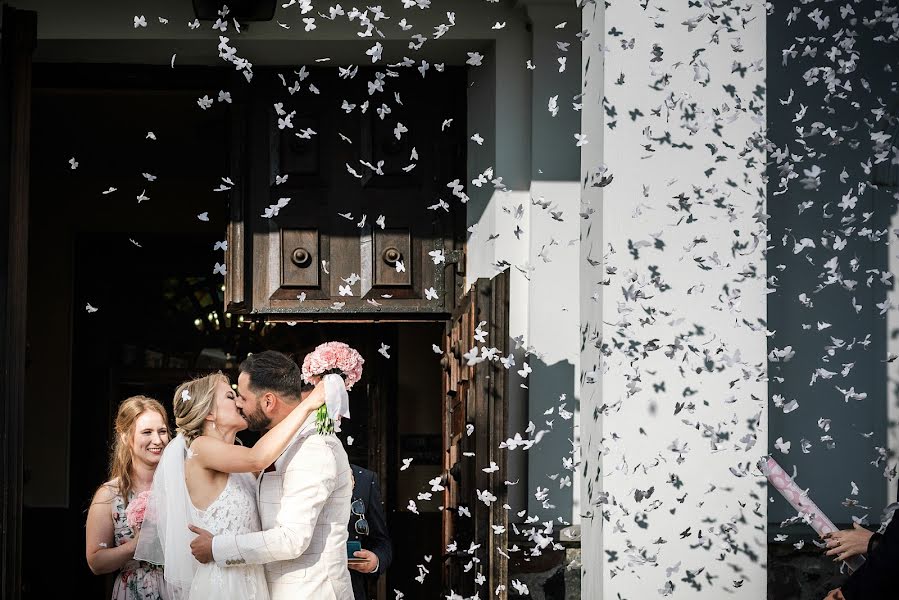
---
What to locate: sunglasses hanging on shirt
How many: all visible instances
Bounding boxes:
[351,498,369,536]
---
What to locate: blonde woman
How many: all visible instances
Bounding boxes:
[86,396,171,600]
[135,371,325,600]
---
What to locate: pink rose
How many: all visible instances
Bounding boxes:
[301,341,364,389]
[126,490,152,529]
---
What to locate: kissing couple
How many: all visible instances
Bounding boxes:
[135,349,354,600]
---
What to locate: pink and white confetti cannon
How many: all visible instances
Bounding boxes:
[761,456,865,573]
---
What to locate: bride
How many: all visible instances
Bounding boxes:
[135,371,324,599]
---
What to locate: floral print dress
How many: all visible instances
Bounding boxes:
[111,491,166,600]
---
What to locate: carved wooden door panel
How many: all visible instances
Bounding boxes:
[441,273,509,599]
[227,67,466,319]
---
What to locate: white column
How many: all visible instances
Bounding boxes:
[580,1,768,598]
[578,3,606,597]
[882,155,899,507]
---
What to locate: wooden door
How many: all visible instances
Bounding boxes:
[227,67,467,318]
[441,272,509,599]
[0,6,36,600]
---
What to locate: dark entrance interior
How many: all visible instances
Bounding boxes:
[28,231,444,599]
[22,65,449,599]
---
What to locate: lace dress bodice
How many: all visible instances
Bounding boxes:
[188,473,269,600]
[194,473,260,536]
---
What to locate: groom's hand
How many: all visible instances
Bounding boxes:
[188,524,214,564]
[348,549,379,574]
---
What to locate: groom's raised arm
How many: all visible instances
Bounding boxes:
[212,436,338,566]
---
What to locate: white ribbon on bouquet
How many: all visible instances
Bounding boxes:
[323,373,351,431]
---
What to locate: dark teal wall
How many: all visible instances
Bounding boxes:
[767,0,899,528]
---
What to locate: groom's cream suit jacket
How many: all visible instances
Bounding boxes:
[213,418,354,599]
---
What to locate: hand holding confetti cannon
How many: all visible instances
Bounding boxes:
[760,456,865,573]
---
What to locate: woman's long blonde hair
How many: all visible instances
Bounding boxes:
[173,371,230,447]
[106,395,168,506]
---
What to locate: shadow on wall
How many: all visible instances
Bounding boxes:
[523,357,577,524]
[505,354,580,600]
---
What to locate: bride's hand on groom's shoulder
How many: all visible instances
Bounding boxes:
[300,379,327,411]
[188,524,214,564]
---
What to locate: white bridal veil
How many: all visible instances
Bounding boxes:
[134,434,198,600]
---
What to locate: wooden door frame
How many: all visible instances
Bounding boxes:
[0,6,36,600]
[441,273,510,599]
[442,290,471,592]
[475,273,509,598]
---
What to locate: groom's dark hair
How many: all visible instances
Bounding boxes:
[239,350,303,401]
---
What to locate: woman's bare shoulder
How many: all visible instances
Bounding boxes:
[184,437,226,473]
[189,435,227,452]
[91,479,119,504]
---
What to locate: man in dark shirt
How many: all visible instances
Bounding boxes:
[347,464,392,600]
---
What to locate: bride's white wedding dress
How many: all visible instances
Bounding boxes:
[188,472,269,600]
[135,435,271,600]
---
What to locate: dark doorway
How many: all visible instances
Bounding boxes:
[24,66,233,599]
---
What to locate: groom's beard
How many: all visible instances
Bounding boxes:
[242,405,271,432]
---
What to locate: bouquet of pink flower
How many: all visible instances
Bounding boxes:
[126,490,152,530]
[302,341,364,434]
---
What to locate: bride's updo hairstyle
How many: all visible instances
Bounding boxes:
[173,371,230,446]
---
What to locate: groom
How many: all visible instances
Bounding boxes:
[189,350,354,599]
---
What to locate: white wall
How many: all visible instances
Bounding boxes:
[579,4,605,597]
[523,180,580,523]
[580,0,768,598]
[463,4,584,529]
[884,180,899,508]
